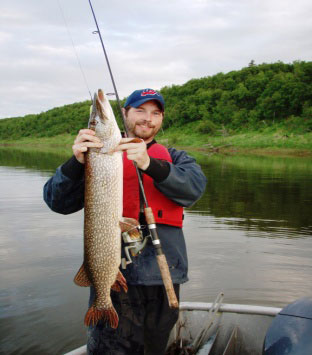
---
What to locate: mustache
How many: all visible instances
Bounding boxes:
[136,119,155,128]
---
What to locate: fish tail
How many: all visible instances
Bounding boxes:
[111,270,128,293]
[84,305,119,328]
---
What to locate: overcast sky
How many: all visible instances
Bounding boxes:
[1,0,311,119]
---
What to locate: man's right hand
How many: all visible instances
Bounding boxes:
[72,129,103,164]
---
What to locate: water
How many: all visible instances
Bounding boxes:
[0,148,311,354]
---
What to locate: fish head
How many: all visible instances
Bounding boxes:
[88,89,121,149]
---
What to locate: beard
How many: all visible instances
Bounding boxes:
[126,119,161,140]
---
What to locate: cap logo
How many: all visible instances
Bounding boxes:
[141,89,159,97]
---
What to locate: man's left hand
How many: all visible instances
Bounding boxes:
[114,138,150,170]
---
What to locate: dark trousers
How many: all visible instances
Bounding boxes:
[87,284,180,355]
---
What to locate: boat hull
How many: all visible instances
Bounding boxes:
[64,301,281,355]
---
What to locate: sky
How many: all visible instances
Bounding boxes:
[0,0,311,119]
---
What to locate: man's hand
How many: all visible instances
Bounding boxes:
[114,137,150,170]
[72,129,103,164]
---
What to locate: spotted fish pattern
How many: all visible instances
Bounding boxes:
[74,89,127,328]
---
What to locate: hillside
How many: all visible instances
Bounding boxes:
[0,61,311,141]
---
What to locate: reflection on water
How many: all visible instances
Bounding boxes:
[190,153,312,231]
[0,145,72,173]
[0,148,311,354]
[182,212,312,309]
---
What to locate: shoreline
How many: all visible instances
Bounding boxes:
[175,145,312,158]
[1,129,312,158]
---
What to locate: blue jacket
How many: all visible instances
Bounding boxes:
[43,146,207,285]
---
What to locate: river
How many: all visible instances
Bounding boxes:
[0,147,311,354]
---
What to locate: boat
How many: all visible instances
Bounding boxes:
[64,293,285,355]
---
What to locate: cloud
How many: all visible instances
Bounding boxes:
[0,0,311,118]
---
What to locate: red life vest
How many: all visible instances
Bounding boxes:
[123,143,184,227]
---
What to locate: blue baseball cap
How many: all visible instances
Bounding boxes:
[124,88,165,111]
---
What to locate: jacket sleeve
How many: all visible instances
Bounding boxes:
[43,157,85,214]
[154,148,207,207]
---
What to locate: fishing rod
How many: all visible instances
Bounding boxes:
[88,0,178,309]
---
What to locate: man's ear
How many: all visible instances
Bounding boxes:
[122,107,126,117]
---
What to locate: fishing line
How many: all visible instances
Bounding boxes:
[57,0,93,101]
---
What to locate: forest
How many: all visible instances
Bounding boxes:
[0,61,311,140]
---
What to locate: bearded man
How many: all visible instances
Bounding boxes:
[44,88,207,355]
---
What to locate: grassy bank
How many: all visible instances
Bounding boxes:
[0,134,75,154]
[1,126,312,158]
[158,122,312,157]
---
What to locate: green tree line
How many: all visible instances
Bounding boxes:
[160,60,312,134]
[0,61,311,140]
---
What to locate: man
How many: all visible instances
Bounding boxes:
[43,88,207,354]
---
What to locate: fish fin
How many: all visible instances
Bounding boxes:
[111,282,121,292]
[84,305,119,329]
[111,270,128,293]
[119,218,141,239]
[74,264,92,287]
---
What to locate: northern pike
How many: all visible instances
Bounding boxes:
[74,89,127,328]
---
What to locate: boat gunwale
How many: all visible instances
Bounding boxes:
[179,301,282,316]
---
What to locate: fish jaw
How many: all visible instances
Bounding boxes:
[88,90,121,153]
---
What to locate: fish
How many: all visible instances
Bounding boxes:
[73,89,127,328]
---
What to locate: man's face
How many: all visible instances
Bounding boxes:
[124,101,164,143]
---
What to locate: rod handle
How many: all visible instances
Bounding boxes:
[144,207,155,224]
[144,207,179,308]
[156,254,179,308]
